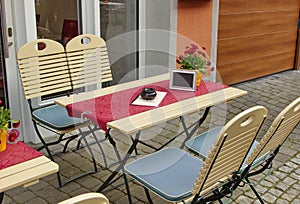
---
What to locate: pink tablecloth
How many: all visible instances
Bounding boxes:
[66,80,228,132]
[0,142,42,170]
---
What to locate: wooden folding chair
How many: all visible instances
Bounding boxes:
[58,193,109,204]
[243,97,300,203]
[65,34,113,167]
[124,106,267,203]
[65,34,113,90]
[17,39,97,187]
[185,97,300,203]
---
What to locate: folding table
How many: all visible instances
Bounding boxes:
[55,73,247,203]
[0,141,59,203]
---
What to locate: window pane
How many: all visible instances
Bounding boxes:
[100,0,137,85]
[35,0,79,101]
[35,0,79,46]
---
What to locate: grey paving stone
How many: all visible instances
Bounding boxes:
[291,157,300,165]
[281,193,296,202]
[12,191,36,203]
[273,171,288,180]
[275,198,290,204]
[276,182,290,192]
[283,177,297,186]
[25,197,48,204]
[269,188,283,197]
[265,175,280,183]
[261,192,277,203]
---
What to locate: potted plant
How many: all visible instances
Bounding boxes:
[0,100,20,152]
[176,43,212,86]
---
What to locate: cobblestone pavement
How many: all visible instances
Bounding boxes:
[2,70,300,204]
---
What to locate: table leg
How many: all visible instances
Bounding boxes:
[179,106,211,148]
[0,192,3,204]
[97,131,141,204]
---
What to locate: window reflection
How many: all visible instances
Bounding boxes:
[100,0,137,85]
[35,0,78,46]
[100,0,126,40]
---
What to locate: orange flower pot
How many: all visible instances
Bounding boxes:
[196,70,201,86]
[0,128,7,152]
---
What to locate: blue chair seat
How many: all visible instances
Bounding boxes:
[185,127,223,159]
[185,127,267,171]
[32,105,86,130]
[125,147,203,202]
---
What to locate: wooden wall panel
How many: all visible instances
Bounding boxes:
[217,0,299,84]
[218,52,295,84]
[295,30,300,70]
[220,0,298,13]
[218,31,297,64]
[218,11,298,39]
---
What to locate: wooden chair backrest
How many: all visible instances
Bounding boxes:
[58,193,109,204]
[17,39,72,100]
[65,34,112,89]
[246,97,300,164]
[192,106,268,197]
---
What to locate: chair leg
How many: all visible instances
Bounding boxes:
[79,129,98,172]
[88,125,108,168]
[32,120,55,161]
[56,172,63,188]
[62,134,80,153]
[245,177,265,204]
[0,192,4,204]
[123,173,133,204]
[75,127,108,169]
[131,136,139,155]
[144,188,154,204]
[33,121,101,188]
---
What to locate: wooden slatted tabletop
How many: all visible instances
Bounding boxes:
[108,87,247,135]
[55,74,247,135]
[0,156,58,192]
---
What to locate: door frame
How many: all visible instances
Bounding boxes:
[1,0,33,142]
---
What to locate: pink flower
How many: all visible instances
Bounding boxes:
[191,44,199,49]
[12,120,21,128]
[8,129,20,142]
